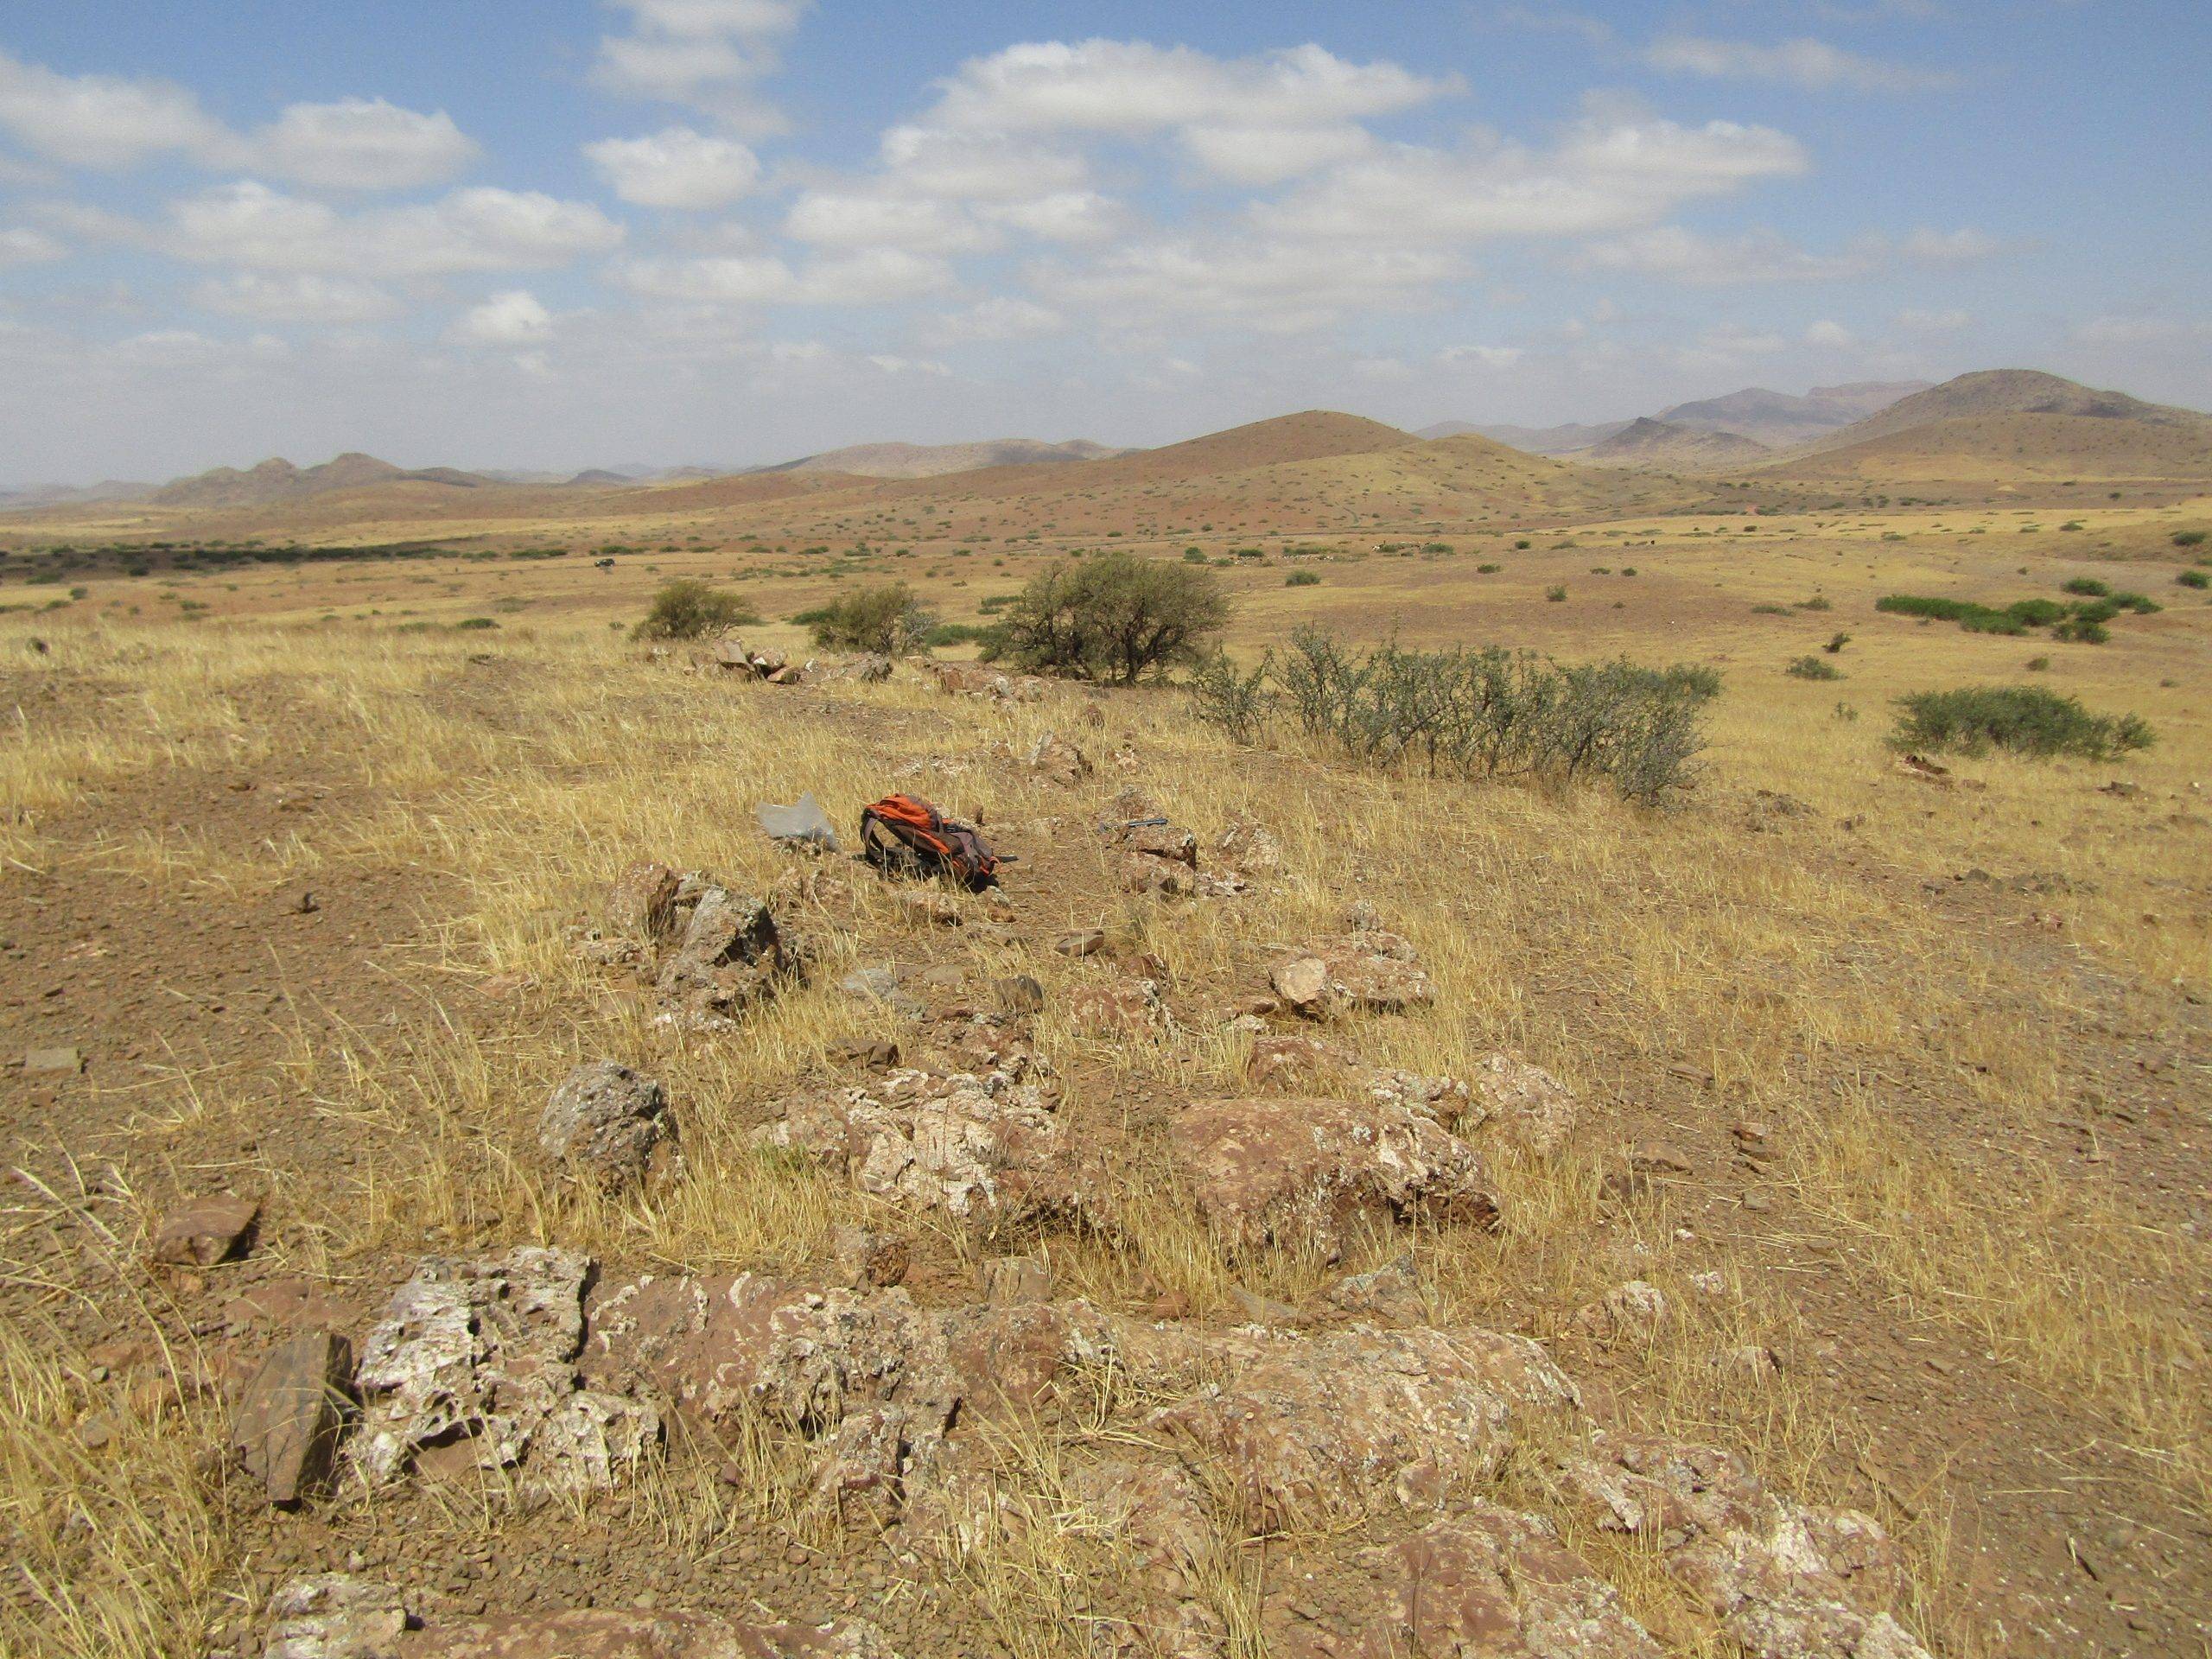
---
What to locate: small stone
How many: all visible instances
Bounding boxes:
[604,861,682,941]
[832,1226,910,1289]
[1052,929,1107,957]
[1630,1141,1694,1176]
[978,1254,1052,1305]
[264,1575,407,1659]
[152,1195,258,1267]
[994,975,1045,1015]
[22,1046,82,1075]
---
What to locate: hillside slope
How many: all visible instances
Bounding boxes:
[1580,417,1773,470]
[1802,370,2209,454]
[1764,410,2212,482]
[760,437,1121,480]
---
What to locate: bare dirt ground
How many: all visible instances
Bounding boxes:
[2,471,2208,1658]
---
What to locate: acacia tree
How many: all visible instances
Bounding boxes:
[987,551,1230,683]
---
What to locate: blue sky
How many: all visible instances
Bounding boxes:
[1,0,2206,482]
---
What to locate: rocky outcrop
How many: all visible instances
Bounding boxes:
[1141,1322,1576,1528]
[1171,1096,1497,1255]
[1312,1506,1663,1659]
[1563,1432,1931,1659]
[1269,929,1433,1017]
[353,1248,659,1492]
[755,1067,1076,1224]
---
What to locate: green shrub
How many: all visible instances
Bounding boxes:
[1545,585,1567,602]
[454,617,499,631]
[1285,569,1322,588]
[633,579,760,639]
[2061,576,2109,597]
[1823,632,1850,654]
[1477,563,1502,574]
[2178,569,2209,589]
[1893,685,2151,760]
[1190,627,1712,804]
[985,550,1230,683]
[1182,547,1207,563]
[1787,655,1841,681]
[2052,617,2108,644]
[2025,656,2050,671]
[922,621,989,648]
[2174,530,2206,548]
[807,581,933,653]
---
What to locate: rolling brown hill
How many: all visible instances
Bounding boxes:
[152,452,493,508]
[1580,417,1772,470]
[1801,369,2209,454]
[1763,410,2212,482]
[1104,410,1417,483]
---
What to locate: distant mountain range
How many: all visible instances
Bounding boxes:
[8,370,2208,513]
[1421,380,1934,456]
[753,437,1122,480]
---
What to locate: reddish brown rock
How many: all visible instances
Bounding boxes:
[1469,1052,1581,1155]
[353,1248,659,1492]
[406,1610,896,1656]
[537,1059,677,1192]
[264,1574,408,1659]
[1068,974,1170,1037]
[603,861,681,943]
[232,1329,353,1505]
[1143,1323,1576,1528]
[1171,1096,1497,1255]
[1315,1506,1662,1659]
[1269,929,1433,1017]
[656,887,793,1027]
[151,1194,258,1267]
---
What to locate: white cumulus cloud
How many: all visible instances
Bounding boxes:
[251,98,477,189]
[586,127,760,207]
[454,289,556,345]
[194,271,402,323]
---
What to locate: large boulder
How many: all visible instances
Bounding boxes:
[537,1060,677,1192]
[756,1068,1076,1224]
[1171,1096,1497,1255]
[352,1248,658,1492]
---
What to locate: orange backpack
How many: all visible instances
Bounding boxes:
[859,794,1001,889]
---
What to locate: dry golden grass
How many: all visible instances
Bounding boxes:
[0,474,2204,1655]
